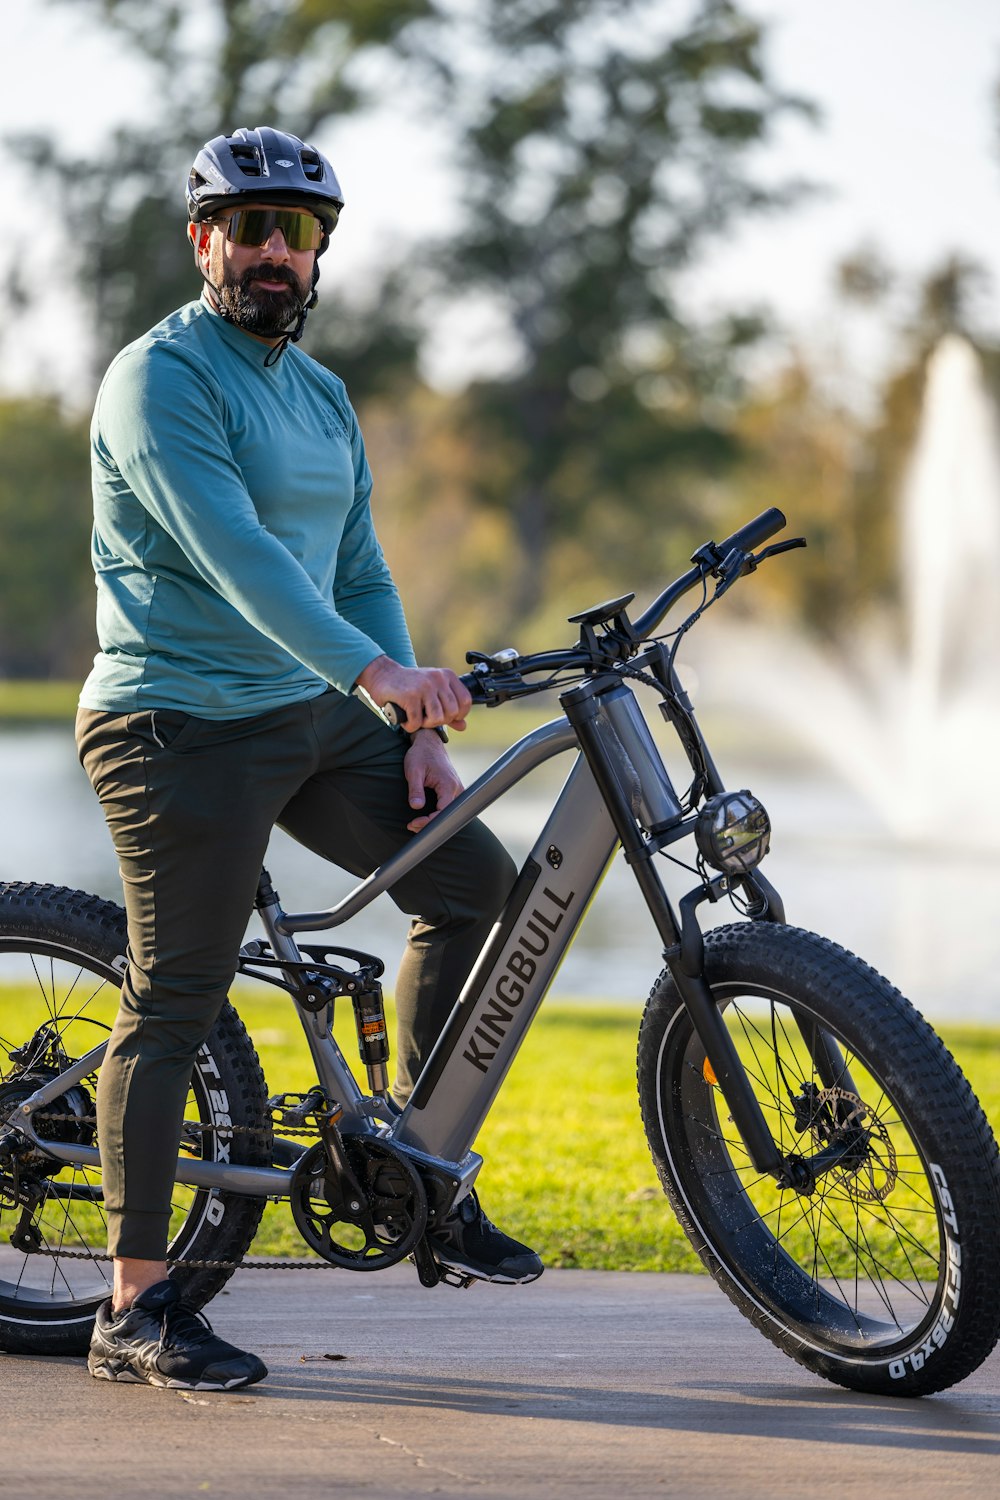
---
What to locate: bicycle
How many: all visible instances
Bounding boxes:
[2,506,998,1397]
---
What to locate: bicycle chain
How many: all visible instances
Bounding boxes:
[33,1111,318,1139]
[13,1112,334,1271]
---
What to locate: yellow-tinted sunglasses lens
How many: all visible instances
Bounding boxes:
[225,208,326,251]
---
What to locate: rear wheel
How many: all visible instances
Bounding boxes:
[637,923,1000,1396]
[0,882,271,1355]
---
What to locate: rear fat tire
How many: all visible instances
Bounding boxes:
[0,882,271,1356]
[637,923,1000,1397]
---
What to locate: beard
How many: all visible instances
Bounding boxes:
[217,261,310,337]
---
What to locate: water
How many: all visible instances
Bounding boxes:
[706,336,1000,847]
[1,724,996,1022]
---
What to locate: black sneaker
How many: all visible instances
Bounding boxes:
[88,1279,267,1390]
[427,1191,543,1284]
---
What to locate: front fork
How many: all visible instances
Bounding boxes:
[565,680,814,1187]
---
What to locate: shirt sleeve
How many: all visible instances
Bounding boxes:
[96,345,399,694]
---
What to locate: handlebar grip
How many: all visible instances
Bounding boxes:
[459,671,494,702]
[717,507,786,558]
[383,701,406,728]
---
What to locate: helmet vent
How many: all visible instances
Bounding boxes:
[230,142,263,177]
[299,148,325,183]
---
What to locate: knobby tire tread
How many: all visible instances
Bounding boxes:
[0,882,271,1356]
[637,922,1000,1397]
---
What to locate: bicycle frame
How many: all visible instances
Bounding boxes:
[16,667,794,1210]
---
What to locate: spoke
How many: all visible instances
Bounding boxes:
[674,988,951,1348]
[29,955,57,1021]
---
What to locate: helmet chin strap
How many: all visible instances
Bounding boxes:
[263,264,320,368]
[193,232,319,365]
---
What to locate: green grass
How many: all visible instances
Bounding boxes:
[0,680,81,723]
[3,979,998,1272]
[250,997,694,1267]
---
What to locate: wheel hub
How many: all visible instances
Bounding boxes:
[792,1083,897,1202]
[0,1071,95,1182]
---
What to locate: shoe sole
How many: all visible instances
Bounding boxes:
[89,1357,266,1391]
[430,1255,544,1286]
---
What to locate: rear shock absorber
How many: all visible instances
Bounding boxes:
[351,983,391,1097]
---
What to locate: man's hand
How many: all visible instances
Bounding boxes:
[357,656,472,733]
[403,731,464,832]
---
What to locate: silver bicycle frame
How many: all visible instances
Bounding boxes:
[17,692,673,1200]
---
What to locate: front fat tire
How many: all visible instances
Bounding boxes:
[0,882,272,1357]
[637,923,1000,1397]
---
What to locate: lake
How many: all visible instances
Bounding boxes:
[1,723,997,1022]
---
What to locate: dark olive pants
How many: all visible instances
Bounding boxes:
[76,691,516,1260]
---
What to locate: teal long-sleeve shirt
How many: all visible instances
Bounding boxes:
[79,297,415,719]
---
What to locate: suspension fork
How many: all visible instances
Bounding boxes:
[681,879,860,1104]
[562,682,786,1182]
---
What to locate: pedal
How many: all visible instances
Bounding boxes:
[438,1266,478,1290]
[267,1088,342,1130]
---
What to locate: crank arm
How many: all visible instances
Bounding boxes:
[318,1120,369,1213]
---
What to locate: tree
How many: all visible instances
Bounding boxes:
[8,0,439,391]
[0,400,93,677]
[425,0,815,616]
[4,0,817,662]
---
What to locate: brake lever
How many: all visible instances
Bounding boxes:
[749,537,807,567]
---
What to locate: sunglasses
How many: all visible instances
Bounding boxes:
[218,206,333,252]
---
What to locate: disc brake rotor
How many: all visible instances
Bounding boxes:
[808,1086,898,1203]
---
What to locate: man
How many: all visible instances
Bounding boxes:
[76,126,539,1391]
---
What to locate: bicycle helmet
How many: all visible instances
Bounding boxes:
[187,126,343,246]
[187,126,344,359]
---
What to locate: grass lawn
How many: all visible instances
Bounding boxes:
[0,680,81,723]
[250,997,688,1266]
[4,977,996,1272]
[248,1000,1000,1268]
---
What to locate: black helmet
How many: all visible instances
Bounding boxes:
[187,126,344,251]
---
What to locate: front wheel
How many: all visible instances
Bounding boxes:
[637,923,1000,1396]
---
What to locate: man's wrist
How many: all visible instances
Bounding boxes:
[408,725,449,745]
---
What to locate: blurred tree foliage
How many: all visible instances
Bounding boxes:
[0,401,93,677]
[9,0,438,392]
[432,0,815,617]
[9,2,981,683]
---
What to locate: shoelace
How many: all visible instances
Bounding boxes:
[160,1301,217,1347]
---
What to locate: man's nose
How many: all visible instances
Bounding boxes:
[259,228,291,261]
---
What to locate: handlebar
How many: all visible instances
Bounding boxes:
[632,506,788,639]
[717,506,786,559]
[383,507,795,721]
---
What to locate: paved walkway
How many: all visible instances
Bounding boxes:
[3,1267,999,1499]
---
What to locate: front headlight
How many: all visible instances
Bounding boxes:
[695,790,771,876]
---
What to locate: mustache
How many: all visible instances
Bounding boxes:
[239,263,300,292]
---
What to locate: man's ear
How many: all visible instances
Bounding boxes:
[188,221,212,265]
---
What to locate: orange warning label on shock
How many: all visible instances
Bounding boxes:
[361,1021,385,1036]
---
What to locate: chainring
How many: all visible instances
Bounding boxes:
[291,1133,428,1270]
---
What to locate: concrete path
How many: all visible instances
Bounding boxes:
[3,1267,999,1500]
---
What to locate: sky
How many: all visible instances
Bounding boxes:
[2,0,1000,405]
